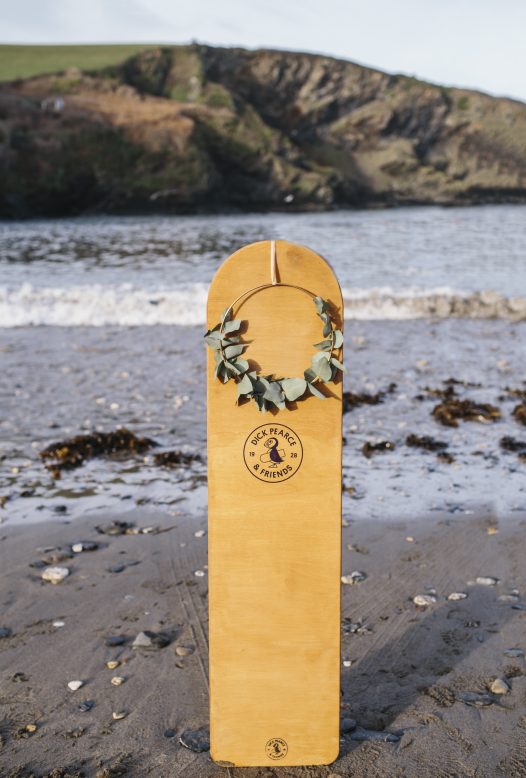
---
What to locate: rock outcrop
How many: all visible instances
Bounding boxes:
[1,45,526,216]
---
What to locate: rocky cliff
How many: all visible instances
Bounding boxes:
[1,45,526,217]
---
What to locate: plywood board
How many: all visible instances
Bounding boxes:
[207,240,343,767]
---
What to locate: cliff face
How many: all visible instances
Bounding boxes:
[1,45,526,217]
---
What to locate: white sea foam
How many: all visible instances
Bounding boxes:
[0,283,524,327]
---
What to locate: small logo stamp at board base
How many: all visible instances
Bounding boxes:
[265,737,288,759]
[243,424,303,483]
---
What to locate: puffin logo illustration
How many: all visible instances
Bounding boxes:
[265,737,288,760]
[243,424,303,483]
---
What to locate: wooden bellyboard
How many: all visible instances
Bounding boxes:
[207,240,343,767]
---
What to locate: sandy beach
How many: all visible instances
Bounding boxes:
[1,313,526,775]
[1,507,526,777]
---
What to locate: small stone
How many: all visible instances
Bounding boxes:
[78,700,94,712]
[105,635,126,647]
[0,626,12,638]
[341,571,367,585]
[342,660,352,668]
[504,648,524,658]
[42,566,69,584]
[405,536,414,542]
[12,672,28,682]
[194,569,206,577]
[456,691,495,707]
[68,680,84,691]
[498,594,520,603]
[164,728,176,738]
[25,723,37,733]
[140,526,155,534]
[106,660,120,670]
[108,564,125,573]
[474,576,499,586]
[350,727,400,742]
[111,676,125,686]
[175,645,195,657]
[179,727,210,752]
[96,521,134,536]
[112,710,127,720]
[72,541,98,553]
[340,717,356,733]
[448,592,468,601]
[194,530,206,538]
[487,526,499,535]
[413,594,437,607]
[53,620,65,628]
[132,630,170,650]
[490,678,510,695]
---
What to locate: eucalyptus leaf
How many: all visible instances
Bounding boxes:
[307,381,326,399]
[236,373,253,401]
[220,307,232,323]
[312,352,332,382]
[333,329,343,348]
[222,319,242,334]
[214,359,225,378]
[323,321,332,338]
[224,360,241,375]
[224,343,246,359]
[330,356,346,372]
[204,330,223,347]
[281,378,307,401]
[234,358,249,373]
[263,381,286,406]
[314,339,332,350]
[304,367,317,382]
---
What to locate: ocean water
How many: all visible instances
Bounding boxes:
[1,205,525,326]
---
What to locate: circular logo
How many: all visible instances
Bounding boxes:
[265,737,288,760]
[243,424,303,483]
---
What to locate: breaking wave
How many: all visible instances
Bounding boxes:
[0,283,525,326]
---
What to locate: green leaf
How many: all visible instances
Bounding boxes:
[224,343,246,359]
[214,359,225,378]
[220,307,232,323]
[312,352,332,382]
[234,358,249,373]
[263,380,286,408]
[236,373,253,401]
[223,319,242,334]
[313,296,328,315]
[323,321,332,338]
[304,367,317,382]
[308,381,326,399]
[224,360,241,375]
[204,330,223,347]
[281,378,307,401]
[314,339,332,350]
[330,356,346,372]
[333,329,343,348]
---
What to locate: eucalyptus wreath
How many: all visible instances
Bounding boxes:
[204,296,344,412]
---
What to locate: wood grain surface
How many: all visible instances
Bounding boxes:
[207,240,343,767]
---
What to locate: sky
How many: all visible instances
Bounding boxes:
[1,0,526,102]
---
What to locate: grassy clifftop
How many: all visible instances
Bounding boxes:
[1,44,525,217]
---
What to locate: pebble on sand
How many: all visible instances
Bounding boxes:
[0,626,12,638]
[71,541,98,553]
[447,592,468,601]
[194,529,206,538]
[111,676,126,686]
[504,648,524,658]
[132,630,171,650]
[105,635,126,647]
[179,728,210,753]
[194,569,206,577]
[67,680,84,691]
[413,594,437,607]
[112,710,128,720]
[175,645,195,657]
[490,678,510,695]
[341,571,367,585]
[42,566,70,584]
[53,620,65,628]
[106,660,121,669]
[473,576,499,586]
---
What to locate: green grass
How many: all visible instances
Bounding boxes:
[0,44,165,82]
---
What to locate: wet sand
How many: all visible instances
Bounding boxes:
[1,507,526,777]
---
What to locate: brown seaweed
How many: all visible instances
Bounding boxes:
[406,434,449,452]
[153,451,202,467]
[512,403,526,426]
[40,428,157,472]
[500,436,526,453]
[362,440,395,458]
[432,399,501,428]
[343,383,396,413]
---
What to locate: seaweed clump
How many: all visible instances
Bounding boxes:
[513,403,526,426]
[343,383,396,414]
[40,428,157,474]
[362,440,395,458]
[153,451,202,467]
[406,434,448,452]
[432,399,501,428]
